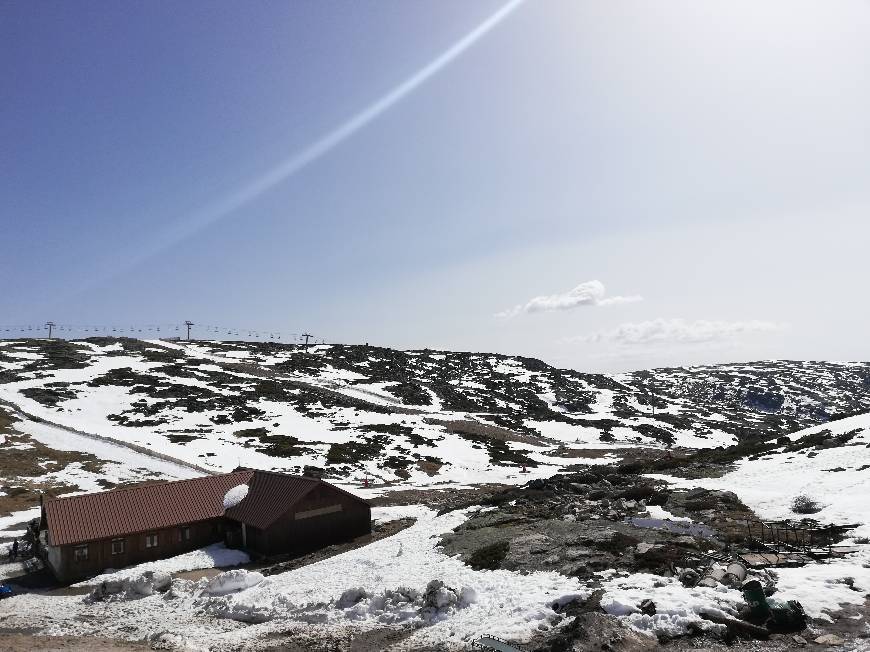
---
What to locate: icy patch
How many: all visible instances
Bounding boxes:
[645,505,692,522]
[627,517,716,540]
[203,569,265,596]
[371,504,424,523]
[223,484,249,509]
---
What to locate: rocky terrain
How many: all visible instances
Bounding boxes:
[1,337,869,651]
[1,337,869,493]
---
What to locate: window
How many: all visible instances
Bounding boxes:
[180,526,191,542]
[111,538,125,555]
[145,533,158,548]
[73,544,89,562]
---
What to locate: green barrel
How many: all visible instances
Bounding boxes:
[741,579,770,620]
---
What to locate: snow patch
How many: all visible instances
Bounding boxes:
[223,484,249,509]
[73,543,249,587]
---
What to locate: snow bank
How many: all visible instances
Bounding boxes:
[73,543,249,587]
[89,570,172,601]
[223,484,249,509]
[192,505,583,647]
[339,580,476,625]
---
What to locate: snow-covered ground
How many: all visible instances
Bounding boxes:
[72,543,250,588]
[8,477,862,650]
[649,412,870,621]
[697,413,870,530]
[8,339,858,495]
[18,418,202,481]
[600,571,741,638]
[0,506,42,539]
[0,345,579,489]
[2,339,870,648]
[0,505,585,650]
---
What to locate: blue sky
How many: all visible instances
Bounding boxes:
[3,1,869,371]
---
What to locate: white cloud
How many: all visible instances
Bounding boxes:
[570,318,785,345]
[496,280,642,318]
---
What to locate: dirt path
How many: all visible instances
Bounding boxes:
[0,398,213,477]
[0,632,150,651]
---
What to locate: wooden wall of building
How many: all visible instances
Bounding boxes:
[256,484,371,555]
[49,518,224,582]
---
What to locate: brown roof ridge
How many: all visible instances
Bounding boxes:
[248,468,319,481]
[308,476,371,506]
[242,470,369,507]
[44,469,254,503]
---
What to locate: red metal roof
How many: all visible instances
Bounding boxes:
[225,471,320,530]
[43,469,369,546]
[44,471,254,546]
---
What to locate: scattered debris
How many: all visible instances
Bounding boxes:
[739,579,807,633]
[699,610,769,640]
[742,519,860,567]
[678,568,700,588]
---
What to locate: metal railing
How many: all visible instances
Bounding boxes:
[745,519,857,557]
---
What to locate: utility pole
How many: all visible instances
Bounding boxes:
[45,321,55,339]
[301,332,313,349]
[184,320,194,341]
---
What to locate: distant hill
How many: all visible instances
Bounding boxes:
[1,337,868,486]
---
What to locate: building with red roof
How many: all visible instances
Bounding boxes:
[39,469,370,582]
